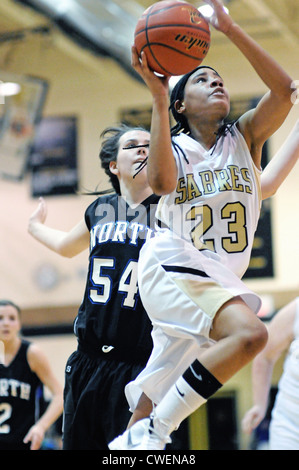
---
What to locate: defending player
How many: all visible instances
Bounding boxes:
[28,125,159,449]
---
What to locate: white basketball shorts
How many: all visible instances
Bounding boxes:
[125,229,261,411]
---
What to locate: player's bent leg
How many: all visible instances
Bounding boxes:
[113,298,268,450]
[206,296,268,383]
[109,298,268,450]
[143,298,268,441]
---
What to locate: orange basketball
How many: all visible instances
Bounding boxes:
[134,0,211,76]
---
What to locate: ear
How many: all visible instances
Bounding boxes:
[109,160,118,175]
[174,99,185,114]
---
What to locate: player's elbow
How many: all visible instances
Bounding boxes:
[58,249,77,258]
[262,186,277,200]
[279,79,297,105]
[56,242,77,258]
[149,178,177,195]
[148,170,177,195]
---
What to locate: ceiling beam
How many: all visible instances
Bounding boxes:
[0,0,142,79]
[0,0,120,75]
[243,0,299,47]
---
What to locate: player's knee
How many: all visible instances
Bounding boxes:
[240,321,268,357]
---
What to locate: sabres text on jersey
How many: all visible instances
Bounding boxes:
[175,164,253,204]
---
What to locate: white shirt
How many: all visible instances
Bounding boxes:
[155,124,262,279]
[278,297,299,402]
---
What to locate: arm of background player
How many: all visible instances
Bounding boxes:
[28,197,90,258]
[242,299,296,435]
[24,344,64,450]
[261,119,299,200]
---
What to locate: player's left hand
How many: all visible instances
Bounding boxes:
[23,423,45,450]
[241,405,266,435]
[28,197,47,226]
[204,0,234,34]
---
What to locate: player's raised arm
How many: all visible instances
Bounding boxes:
[131,47,177,196]
[206,0,295,167]
[261,120,299,199]
[28,197,89,258]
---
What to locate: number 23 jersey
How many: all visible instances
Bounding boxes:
[74,193,159,363]
[156,124,262,279]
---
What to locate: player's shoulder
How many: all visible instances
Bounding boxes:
[26,342,50,373]
[87,192,118,209]
[26,342,43,362]
[85,193,119,219]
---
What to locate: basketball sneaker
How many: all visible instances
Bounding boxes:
[108,416,171,450]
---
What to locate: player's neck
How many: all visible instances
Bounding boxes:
[189,118,225,150]
[2,336,21,365]
[120,183,153,207]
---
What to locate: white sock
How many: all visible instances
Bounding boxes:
[154,376,207,435]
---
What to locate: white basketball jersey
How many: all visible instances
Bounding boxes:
[278,297,299,401]
[155,124,262,278]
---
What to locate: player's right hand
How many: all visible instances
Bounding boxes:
[241,405,266,434]
[131,45,170,98]
[28,197,47,227]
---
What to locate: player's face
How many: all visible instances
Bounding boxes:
[0,305,21,342]
[115,130,150,182]
[182,68,230,120]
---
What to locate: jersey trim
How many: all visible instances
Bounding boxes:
[162,265,209,278]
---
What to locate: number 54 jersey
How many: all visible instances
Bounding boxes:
[74,193,159,364]
[156,124,262,279]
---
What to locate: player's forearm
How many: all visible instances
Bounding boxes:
[261,120,299,199]
[36,392,63,433]
[251,354,275,412]
[28,222,72,257]
[148,95,177,195]
[226,23,294,99]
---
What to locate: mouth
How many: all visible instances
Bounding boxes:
[210,88,225,97]
[134,158,147,165]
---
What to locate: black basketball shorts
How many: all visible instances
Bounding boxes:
[62,348,145,450]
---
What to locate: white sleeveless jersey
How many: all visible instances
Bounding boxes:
[278,297,299,400]
[155,124,262,278]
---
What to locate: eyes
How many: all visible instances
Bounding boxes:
[192,74,223,85]
[0,315,18,322]
[195,77,206,83]
[122,143,150,150]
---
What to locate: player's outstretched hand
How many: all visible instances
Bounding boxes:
[204,0,234,34]
[28,197,47,227]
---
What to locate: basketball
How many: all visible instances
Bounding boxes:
[134,0,211,76]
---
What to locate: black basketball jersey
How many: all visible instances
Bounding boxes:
[74,193,160,365]
[0,340,42,448]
